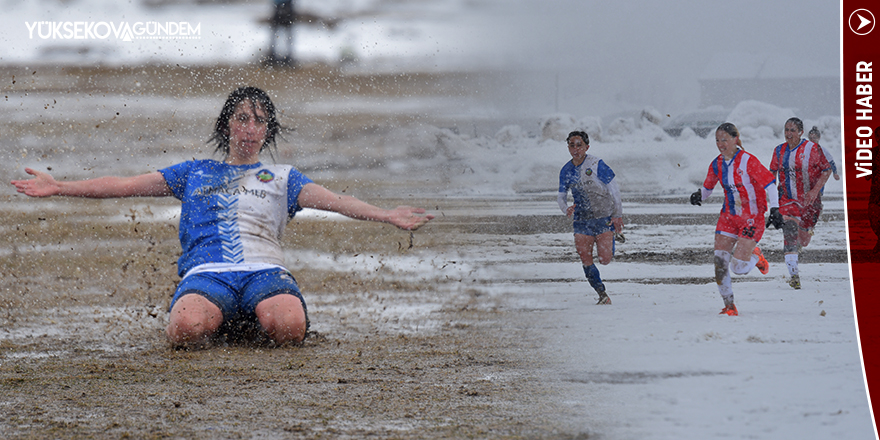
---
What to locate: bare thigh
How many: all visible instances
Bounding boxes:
[575,231,614,266]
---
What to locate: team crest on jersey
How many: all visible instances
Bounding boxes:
[256,169,275,183]
[584,168,593,176]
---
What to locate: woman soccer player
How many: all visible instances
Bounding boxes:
[690,123,780,316]
[11,86,434,348]
[557,130,623,305]
[769,118,833,289]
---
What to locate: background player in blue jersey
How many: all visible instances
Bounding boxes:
[807,127,840,183]
[557,131,623,305]
[11,86,434,348]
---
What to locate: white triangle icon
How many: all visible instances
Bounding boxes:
[858,13,872,30]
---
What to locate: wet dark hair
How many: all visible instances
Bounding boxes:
[208,86,282,158]
[808,126,821,139]
[785,117,804,132]
[716,122,743,148]
[566,130,589,145]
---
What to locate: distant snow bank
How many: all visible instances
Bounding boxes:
[398,100,842,197]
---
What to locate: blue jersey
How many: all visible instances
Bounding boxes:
[558,155,621,221]
[159,160,313,277]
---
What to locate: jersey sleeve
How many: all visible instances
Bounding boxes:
[286,168,314,218]
[812,144,832,172]
[747,155,776,188]
[158,161,193,200]
[558,164,571,193]
[768,146,780,173]
[820,145,839,174]
[702,159,719,190]
[596,160,615,185]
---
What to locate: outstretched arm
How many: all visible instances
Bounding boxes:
[298,183,434,231]
[11,167,172,198]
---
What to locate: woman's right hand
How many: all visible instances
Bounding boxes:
[11,168,60,197]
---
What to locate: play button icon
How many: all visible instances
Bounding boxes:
[850,9,876,35]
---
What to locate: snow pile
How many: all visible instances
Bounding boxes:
[392,100,842,197]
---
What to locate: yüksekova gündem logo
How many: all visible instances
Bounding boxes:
[25,21,201,42]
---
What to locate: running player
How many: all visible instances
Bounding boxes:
[557,131,623,305]
[11,86,434,348]
[769,117,833,289]
[690,123,780,316]
[808,126,840,182]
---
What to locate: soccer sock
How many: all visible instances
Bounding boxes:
[714,250,733,300]
[583,264,606,293]
[785,253,799,276]
[730,256,756,275]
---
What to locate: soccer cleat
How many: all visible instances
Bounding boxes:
[789,274,801,290]
[596,291,612,305]
[719,303,738,316]
[753,246,769,275]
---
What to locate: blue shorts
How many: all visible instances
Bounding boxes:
[169,268,308,327]
[573,216,614,236]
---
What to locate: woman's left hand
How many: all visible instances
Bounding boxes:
[387,206,434,231]
[612,217,624,232]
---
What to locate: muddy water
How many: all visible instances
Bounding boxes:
[0,65,848,438]
[0,195,582,439]
[0,65,585,438]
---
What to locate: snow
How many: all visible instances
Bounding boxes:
[295,98,866,438]
[429,100,843,199]
[1,0,871,438]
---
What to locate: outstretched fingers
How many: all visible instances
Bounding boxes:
[392,206,434,231]
[11,168,58,197]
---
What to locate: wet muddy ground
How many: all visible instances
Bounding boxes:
[0,195,581,439]
[0,194,847,439]
[0,65,850,439]
[0,65,579,439]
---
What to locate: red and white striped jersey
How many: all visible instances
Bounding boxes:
[702,149,776,217]
[769,140,832,208]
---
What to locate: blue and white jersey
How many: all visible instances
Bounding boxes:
[160,160,313,278]
[558,155,622,221]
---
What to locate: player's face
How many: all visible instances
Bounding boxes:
[784,122,803,146]
[715,130,738,158]
[567,136,588,161]
[227,100,268,164]
[808,132,820,143]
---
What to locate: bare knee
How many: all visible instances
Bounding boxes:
[255,294,307,344]
[799,230,812,247]
[166,294,223,347]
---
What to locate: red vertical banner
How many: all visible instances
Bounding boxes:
[845,1,880,434]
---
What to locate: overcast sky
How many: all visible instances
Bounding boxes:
[476,0,840,116]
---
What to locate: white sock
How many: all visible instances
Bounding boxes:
[785,253,799,276]
[731,256,756,275]
[715,250,733,298]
